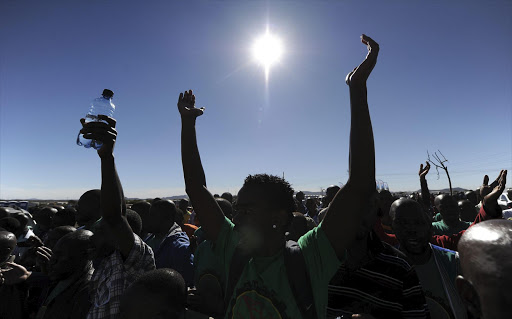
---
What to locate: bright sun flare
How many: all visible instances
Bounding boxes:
[252,30,283,81]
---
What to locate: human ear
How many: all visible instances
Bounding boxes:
[455,275,481,318]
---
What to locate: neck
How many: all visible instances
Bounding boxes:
[255,234,285,258]
[346,235,370,268]
[155,221,176,236]
[443,218,459,227]
[405,245,432,265]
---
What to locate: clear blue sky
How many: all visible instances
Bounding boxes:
[1,0,511,200]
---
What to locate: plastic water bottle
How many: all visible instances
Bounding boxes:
[76,89,115,150]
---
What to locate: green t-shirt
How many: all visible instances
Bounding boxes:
[214,217,341,319]
[414,253,453,319]
[431,220,471,236]
[194,236,226,287]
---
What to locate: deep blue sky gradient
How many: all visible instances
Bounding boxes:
[1,0,511,199]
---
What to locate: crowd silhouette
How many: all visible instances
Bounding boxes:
[0,35,510,319]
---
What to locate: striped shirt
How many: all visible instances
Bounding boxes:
[87,234,155,319]
[327,237,429,319]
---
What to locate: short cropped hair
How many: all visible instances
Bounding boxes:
[125,209,142,236]
[54,208,77,227]
[59,229,94,253]
[124,268,186,315]
[0,217,21,234]
[221,192,233,203]
[215,198,233,220]
[242,174,297,215]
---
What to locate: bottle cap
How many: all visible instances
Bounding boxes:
[102,89,114,98]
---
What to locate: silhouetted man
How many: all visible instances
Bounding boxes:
[36,230,95,319]
[456,219,512,319]
[144,200,194,286]
[130,201,151,239]
[295,191,308,215]
[0,230,27,319]
[76,190,102,230]
[80,115,155,318]
[432,195,471,236]
[179,34,385,319]
[391,198,467,319]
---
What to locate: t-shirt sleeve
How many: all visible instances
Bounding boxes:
[298,223,343,318]
[212,217,240,271]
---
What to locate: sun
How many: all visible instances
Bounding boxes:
[252,29,283,81]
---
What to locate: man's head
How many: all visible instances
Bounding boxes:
[48,229,93,281]
[215,198,233,221]
[390,198,432,257]
[233,174,295,254]
[464,191,478,206]
[0,207,11,219]
[130,201,151,234]
[456,220,512,319]
[125,209,142,236]
[323,185,341,208]
[76,189,101,227]
[52,208,77,228]
[221,192,233,203]
[53,205,65,212]
[434,194,444,212]
[0,217,22,237]
[458,200,477,223]
[34,207,57,231]
[305,198,318,217]
[11,211,29,231]
[177,199,189,213]
[147,200,178,234]
[296,191,305,202]
[0,231,17,265]
[120,268,186,319]
[44,226,77,250]
[438,195,460,224]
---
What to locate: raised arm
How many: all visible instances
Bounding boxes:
[322,35,378,259]
[178,90,225,241]
[418,162,433,213]
[80,115,134,258]
[480,170,507,218]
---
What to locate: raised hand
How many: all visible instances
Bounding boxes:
[346,34,380,86]
[481,170,507,206]
[0,262,31,285]
[35,246,52,274]
[80,115,117,158]
[177,90,204,119]
[419,162,430,179]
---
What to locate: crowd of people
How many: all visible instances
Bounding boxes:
[0,35,510,319]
